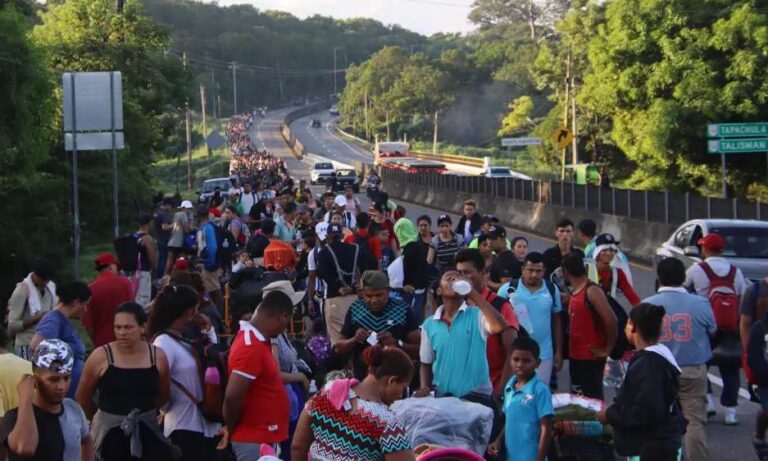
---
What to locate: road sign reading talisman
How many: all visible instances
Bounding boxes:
[551,126,573,149]
[501,137,542,147]
[708,138,768,154]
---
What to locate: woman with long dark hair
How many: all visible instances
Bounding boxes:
[150,285,224,461]
[77,302,176,461]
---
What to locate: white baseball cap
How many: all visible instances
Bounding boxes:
[334,195,347,207]
[315,222,329,241]
[179,200,194,209]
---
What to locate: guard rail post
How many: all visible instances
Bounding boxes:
[627,190,632,219]
[733,198,738,219]
[611,187,616,214]
[644,190,649,222]
[585,185,589,210]
[707,197,711,219]
[664,190,669,224]
[685,192,690,222]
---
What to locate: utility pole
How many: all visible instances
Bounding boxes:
[333,46,345,96]
[231,61,238,115]
[183,52,192,191]
[560,52,571,181]
[571,76,578,165]
[210,68,216,121]
[200,82,207,153]
[385,108,391,141]
[364,92,371,140]
[276,59,284,101]
[432,110,439,155]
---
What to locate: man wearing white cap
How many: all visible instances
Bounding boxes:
[164,200,194,275]
[322,195,356,230]
[306,222,329,317]
[3,339,93,461]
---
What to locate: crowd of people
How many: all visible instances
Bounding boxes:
[2,112,767,461]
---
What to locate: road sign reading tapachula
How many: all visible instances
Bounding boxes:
[707,123,768,138]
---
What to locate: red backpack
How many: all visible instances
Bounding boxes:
[700,261,740,331]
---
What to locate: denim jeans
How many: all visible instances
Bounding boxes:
[707,363,741,407]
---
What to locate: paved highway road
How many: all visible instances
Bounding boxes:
[253,108,761,460]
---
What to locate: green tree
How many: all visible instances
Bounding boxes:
[580,0,768,193]
[0,2,64,299]
[32,0,188,233]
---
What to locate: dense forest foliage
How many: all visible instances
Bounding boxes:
[1,0,427,299]
[340,0,768,198]
[141,0,429,114]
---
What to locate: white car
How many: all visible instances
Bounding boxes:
[483,166,532,180]
[329,105,340,116]
[310,161,335,185]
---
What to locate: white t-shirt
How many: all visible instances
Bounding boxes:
[345,197,361,216]
[153,334,221,437]
[240,192,256,215]
[308,247,327,297]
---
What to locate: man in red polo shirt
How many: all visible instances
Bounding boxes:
[454,249,520,393]
[224,290,295,460]
[84,252,134,348]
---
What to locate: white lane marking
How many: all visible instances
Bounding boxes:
[325,121,369,159]
[707,373,751,401]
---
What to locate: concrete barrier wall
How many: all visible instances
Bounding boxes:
[383,176,676,265]
[280,102,330,159]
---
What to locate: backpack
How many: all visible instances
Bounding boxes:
[700,262,740,332]
[586,283,631,360]
[505,279,557,338]
[488,293,529,338]
[113,232,143,272]
[354,234,376,264]
[202,222,235,270]
[167,333,229,424]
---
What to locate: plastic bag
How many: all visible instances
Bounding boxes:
[391,397,493,455]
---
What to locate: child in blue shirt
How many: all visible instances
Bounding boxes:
[488,336,554,461]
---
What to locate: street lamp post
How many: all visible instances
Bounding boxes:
[333,46,345,96]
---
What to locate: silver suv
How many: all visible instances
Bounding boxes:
[654,219,768,282]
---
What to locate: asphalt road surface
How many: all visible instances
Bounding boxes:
[253,108,761,460]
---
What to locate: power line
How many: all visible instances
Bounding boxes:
[399,0,474,7]
[166,49,345,76]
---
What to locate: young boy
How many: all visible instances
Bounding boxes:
[372,223,395,271]
[488,336,554,461]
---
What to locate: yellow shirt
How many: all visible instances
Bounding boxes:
[0,353,33,416]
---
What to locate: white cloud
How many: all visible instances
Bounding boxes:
[209,0,475,36]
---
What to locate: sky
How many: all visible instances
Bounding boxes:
[210,0,476,36]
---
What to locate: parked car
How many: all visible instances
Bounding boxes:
[310,119,322,128]
[482,166,532,180]
[199,177,232,203]
[654,219,768,282]
[329,105,340,116]
[310,161,335,185]
[334,169,360,193]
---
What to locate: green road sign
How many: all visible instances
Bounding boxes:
[708,123,768,138]
[708,138,768,154]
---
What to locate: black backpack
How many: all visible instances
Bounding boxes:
[202,223,236,270]
[113,232,144,272]
[586,284,631,360]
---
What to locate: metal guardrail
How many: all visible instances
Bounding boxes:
[410,150,485,168]
[382,169,767,226]
[279,101,329,159]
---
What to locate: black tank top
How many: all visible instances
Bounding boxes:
[97,343,160,415]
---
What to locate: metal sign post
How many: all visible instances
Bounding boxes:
[707,123,768,199]
[69,76,81,280]
[63,72,124,279]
